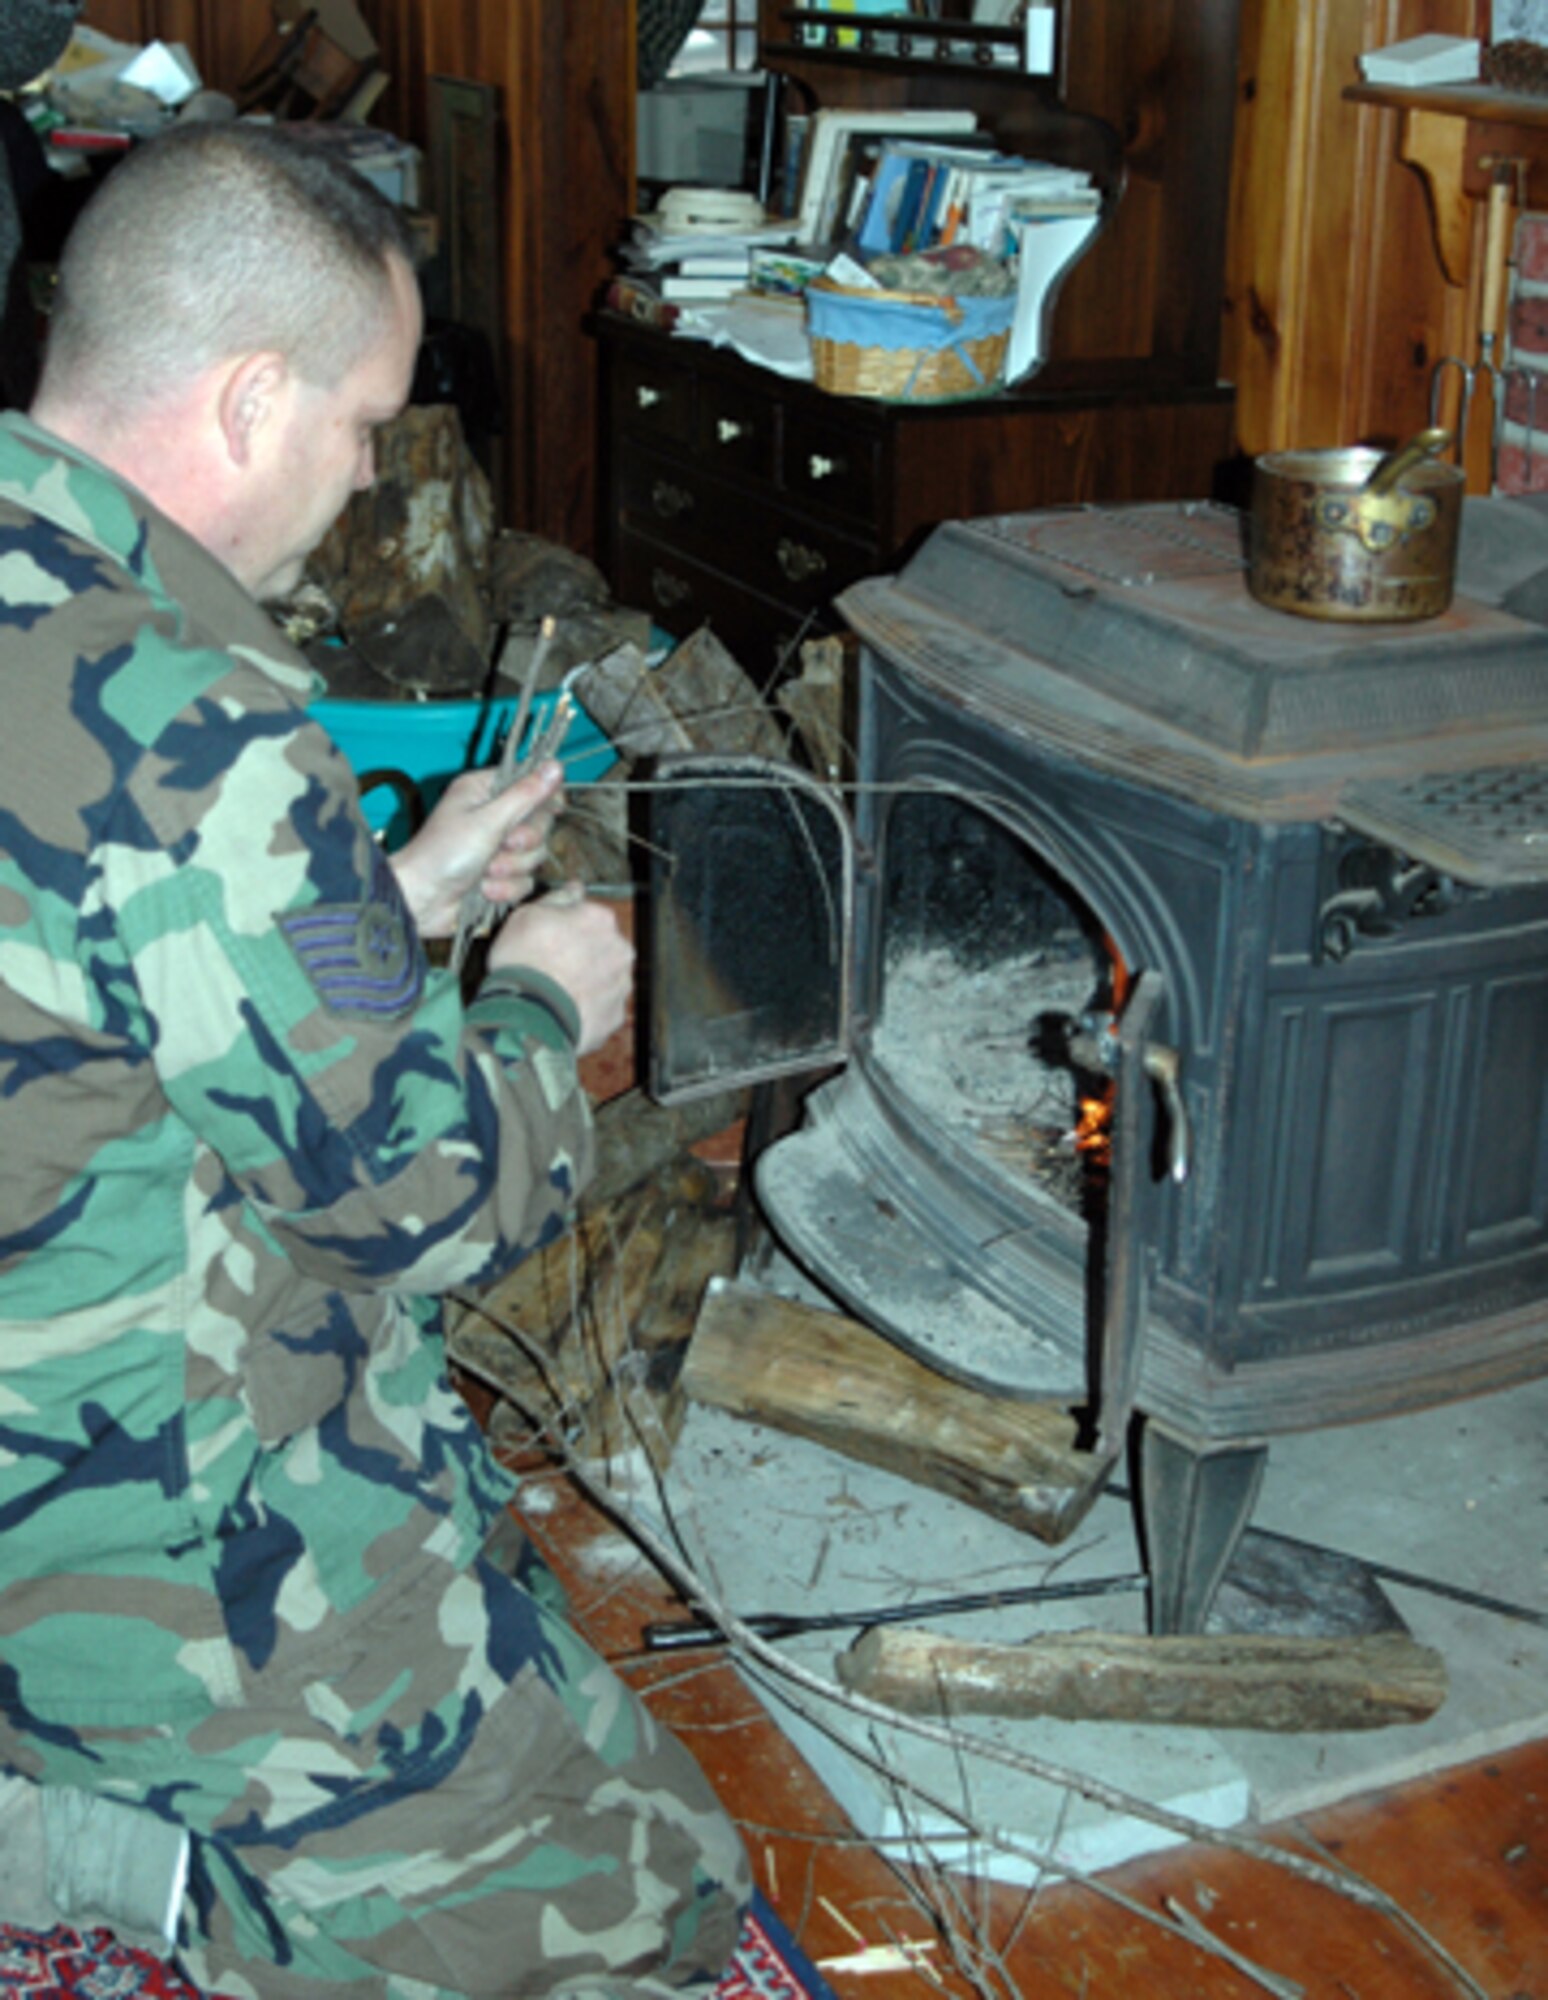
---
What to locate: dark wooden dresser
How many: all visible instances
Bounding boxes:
[599,317,1235,679]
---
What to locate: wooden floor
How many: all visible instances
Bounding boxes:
[502,1441,1548,2000]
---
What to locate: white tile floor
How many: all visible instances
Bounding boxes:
[649,1369,1548,1881]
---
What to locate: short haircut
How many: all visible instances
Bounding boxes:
[40,122,416,409]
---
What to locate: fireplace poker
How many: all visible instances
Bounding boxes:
[449,614,566,976]
[641,1571,1148,1653]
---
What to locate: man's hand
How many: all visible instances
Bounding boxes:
[489,889,635,1056]
[390,761,564,939]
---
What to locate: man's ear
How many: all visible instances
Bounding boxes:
[216,352,288,466]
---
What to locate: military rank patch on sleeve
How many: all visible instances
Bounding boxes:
[280,845,427,1019]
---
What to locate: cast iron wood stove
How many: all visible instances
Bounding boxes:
[648,502,1548,1633]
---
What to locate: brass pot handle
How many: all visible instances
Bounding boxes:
[1316,490,1437,552]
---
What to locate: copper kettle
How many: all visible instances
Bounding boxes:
[1248,428,1463,622]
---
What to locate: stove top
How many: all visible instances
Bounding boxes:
[837,502,1548,884]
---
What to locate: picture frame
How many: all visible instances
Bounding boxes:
[426,76,502,360]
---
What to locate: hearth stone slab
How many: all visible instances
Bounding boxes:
[644,1366,1548,1880]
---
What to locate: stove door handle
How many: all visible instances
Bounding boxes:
[1142,1042,1191,1185]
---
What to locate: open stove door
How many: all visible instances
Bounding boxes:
[646,754,856,1104]
[1070,969,1181,1456]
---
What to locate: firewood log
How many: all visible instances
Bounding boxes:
[683,1280,1113,1544]
[837,1626,1448,1731]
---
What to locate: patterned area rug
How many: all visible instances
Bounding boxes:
[0,1890,836,2000]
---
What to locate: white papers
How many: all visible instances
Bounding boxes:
[676,296,815,380]
[625,215,799,270]
[823,251,878,290]
[119,41,201,107]
[1358,34,1480,87]
[1005,209,1100,383]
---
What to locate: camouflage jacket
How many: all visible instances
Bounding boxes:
[0,413,593,1732]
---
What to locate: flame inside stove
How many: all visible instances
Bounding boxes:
[1072,935,1126,1169]
[1074,1093,1112,1165]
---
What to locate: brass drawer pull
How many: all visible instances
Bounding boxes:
[651,479,694,520]
[636,384,663,410]
[650,567,692,610]
[716,417,748,445]
[777,537,827,583]
[808,452,845,481]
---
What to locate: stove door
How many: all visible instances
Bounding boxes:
[1074,968,1174,1455]
[647,754,856,1102]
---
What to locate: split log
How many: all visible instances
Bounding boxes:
[837,1626,1449,1732]
[448,1172,671,1415]
[450,1147,734,1471]
[572,626,790,764]
[569,642,695,762]
[653,625,789,758]
[632,1210,740,1351]
[590,1086,749,1210]
[488,531,613,629]
[544,770,633,888]
[775,635,850,781]
[305,403,494,693]
[683,1280,1113,1544]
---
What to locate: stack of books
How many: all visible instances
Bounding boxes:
[609,203,800,325]
[852,142,1099,259]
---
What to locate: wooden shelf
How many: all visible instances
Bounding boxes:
[1346,79,1548,130]
[1345,79,1548,286]
[765,6,1025,75]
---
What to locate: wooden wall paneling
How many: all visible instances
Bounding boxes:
[1224,0,1479,459]
[77,1,635,550]
[76,0,157,45]
[77,1,267,88]
[403,0,634,549]
[1057,0,1242,375]
[1344,1,1481,463]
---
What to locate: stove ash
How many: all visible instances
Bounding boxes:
[870,792,1116,1217]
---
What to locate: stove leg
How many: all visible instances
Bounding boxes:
[1139,1422,1268,1634]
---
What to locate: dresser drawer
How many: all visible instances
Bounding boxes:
[694,374,776,481]
[781,406,883,524]
[616,444,881,618]
[613,529,827,683]
[616,444,705,543]
[612,347,696,446]
[741,510,880,617]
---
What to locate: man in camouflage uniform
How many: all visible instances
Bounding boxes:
[0,123,749,1997]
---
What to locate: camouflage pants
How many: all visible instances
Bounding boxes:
[4,1526,750,2000]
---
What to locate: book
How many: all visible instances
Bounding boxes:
[748,247,829,296]
[1358,33,1480,87]
[677,251,753,278]
[623,215,798,270]
[795,107,979,245]
[853,138,1001,254]
[660,273,748,302]
[603,274,682,332]
[850,142,1095,260]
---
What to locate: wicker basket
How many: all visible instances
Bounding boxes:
[806,279,1014,402]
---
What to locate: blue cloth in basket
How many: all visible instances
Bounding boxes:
[809,287,1013,387]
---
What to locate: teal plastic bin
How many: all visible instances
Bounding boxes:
[310,690,615,844]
